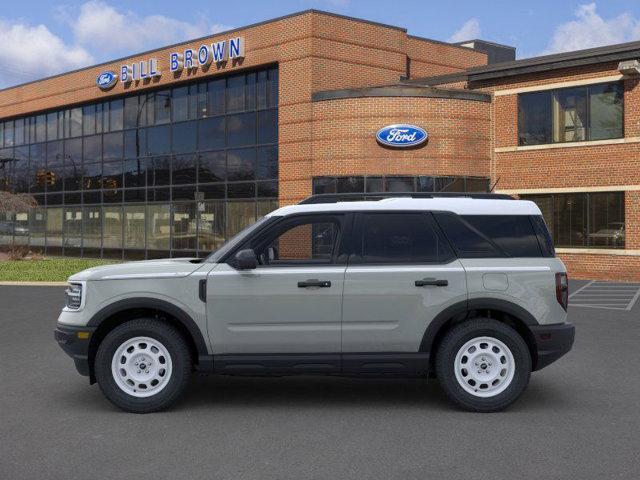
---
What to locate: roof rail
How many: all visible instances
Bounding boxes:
[299,192,514,204]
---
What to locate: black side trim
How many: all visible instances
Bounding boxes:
[214,354,341,375]
[87,298,209,356]
[211,353,430,376]
[342,353,429,376]
[467,298,539,325]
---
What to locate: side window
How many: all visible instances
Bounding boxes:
[254,217,340,265]
[359,213,453,264]
[462,215,543,257]
[433,212,502,258]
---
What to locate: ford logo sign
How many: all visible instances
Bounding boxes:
[96,71,118,90]
[376,124,428,148]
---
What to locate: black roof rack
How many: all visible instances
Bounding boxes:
[299,192,514,204]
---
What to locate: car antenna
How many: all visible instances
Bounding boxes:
[489,177,501,193]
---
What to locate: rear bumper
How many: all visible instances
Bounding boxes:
[54,324,96,377]
[530,322,575,371]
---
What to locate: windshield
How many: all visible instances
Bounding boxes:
[205,216,274,263]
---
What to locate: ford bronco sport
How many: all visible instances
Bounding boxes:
[55,193,575,413]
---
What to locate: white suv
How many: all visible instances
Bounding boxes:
[55,193,575,413]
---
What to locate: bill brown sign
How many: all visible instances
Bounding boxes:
[97,36,245,89]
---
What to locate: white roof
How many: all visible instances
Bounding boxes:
[268,197,541,217]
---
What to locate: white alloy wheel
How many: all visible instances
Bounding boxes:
[111,336,173,398]
[454,336,515,398]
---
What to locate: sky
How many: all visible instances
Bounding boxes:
[2,0,640,88]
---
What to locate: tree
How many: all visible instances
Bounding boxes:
[0,191,37,214]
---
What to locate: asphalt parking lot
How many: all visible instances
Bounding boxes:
[1,281,639,480]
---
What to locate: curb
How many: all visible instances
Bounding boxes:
[0,281,68,286]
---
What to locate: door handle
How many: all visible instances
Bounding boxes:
[298,279,332,288]
[415,278,448,287]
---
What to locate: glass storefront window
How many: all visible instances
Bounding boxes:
[124,205,145,249]
[103,206,123,249]
[226,201,256,238]
[83,206,102,249]
[172,202,197,250]
[147,204,170,250]
[0,67,278,258]
[29,208,46,247]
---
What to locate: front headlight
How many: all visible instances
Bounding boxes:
[65,283,83,310]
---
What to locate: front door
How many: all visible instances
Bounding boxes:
[341,212,467,372]
[207,214,348,361]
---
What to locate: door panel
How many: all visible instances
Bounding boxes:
[341,262,467,352]
[341,211,468,354]
[207,264,345,354]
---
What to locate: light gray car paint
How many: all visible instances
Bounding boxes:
[206,263,345,354]
[341,262,467,352]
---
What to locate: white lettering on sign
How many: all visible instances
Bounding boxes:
[386,128,417,143]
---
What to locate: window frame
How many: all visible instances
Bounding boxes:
[517,81,625,146]
[349,211,456,266]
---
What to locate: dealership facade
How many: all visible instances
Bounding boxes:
[0,9,639,280]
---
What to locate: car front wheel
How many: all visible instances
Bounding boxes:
[95,318,192,413]
[436,318,531,412]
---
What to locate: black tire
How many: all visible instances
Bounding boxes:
[435,318,531,412]
[95,318,192,413]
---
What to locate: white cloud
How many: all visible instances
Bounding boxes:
[71,1,232,55]
[0,20,93,88]
[0,1,233,88]
[448,18,481,43]
[542,3,640,54]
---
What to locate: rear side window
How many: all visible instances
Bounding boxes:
[433,212,502,258]
[358,213,454,264]
[531,215,555,257]
[462,215,543,257]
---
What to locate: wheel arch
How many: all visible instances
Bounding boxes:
[86,298,209,383]
[421,298,540,371]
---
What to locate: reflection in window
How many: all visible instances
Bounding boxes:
[226,201,255,238]
[124,205,145,249]
[147,204,170,250]
[103,206,122,249]
[0,66,278,258]
[519,82,623,145]
[198,201,225,251]
[522,192,625,249]
[83,206,102,249]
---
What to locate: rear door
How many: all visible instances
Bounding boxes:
[341,212,467,369]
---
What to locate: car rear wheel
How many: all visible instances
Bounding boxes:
[436,318,531,412]
[95,319,192,413]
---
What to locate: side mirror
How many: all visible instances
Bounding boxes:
[232,249,258,270]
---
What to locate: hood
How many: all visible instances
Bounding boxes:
[68,258,203,282]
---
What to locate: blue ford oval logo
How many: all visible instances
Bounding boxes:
[376,124,428,148]
[96,71,118,90]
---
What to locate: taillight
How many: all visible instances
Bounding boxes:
[555,272,568,311]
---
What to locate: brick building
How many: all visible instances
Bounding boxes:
[0,9,637,280]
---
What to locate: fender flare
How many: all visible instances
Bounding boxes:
[87,297,209,356]
[419,298,539,353]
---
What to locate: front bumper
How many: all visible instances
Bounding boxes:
[530,322,575,371]
[54,324,96,377]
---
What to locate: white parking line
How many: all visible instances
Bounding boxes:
[569,281,640,311]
